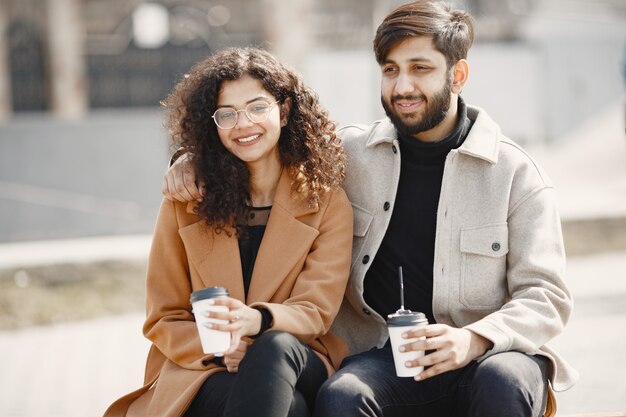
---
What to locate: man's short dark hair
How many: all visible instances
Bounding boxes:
[374,1,474,68]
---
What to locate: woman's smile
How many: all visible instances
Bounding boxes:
[234,133,261,145]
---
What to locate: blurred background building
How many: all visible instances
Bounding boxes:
[2,0,624,130]
[0,0,625,242]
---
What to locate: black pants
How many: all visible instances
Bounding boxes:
[184,331,327,417]
[314,344,550,417]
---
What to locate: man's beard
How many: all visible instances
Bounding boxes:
[381,81,452,138]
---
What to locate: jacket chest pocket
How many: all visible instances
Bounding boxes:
[459,223,509,310]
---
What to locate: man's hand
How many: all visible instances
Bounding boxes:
[162,151,203,202]
[222,340,249,373]
[399,324,493,381]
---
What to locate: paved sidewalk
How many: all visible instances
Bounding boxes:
[0,313,149,417]
[548,251,626,415]
[0,250,625,417]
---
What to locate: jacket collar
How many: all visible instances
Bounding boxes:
[456,105,500,165]
[364,105,501,165]
[365,118,397,147]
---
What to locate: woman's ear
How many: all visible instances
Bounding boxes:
[280,97,292,127]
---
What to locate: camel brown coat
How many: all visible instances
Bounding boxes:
[103,170,353,417]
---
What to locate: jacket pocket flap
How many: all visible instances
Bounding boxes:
[351,203,374,238]
[460,223,509,257]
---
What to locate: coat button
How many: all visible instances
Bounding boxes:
[362,308,371,315]
[492,242,501,251]
[362,255,370,264]
[383,201,390,211]
[392,145,398,154]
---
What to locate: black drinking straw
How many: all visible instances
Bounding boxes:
[398,266,405,311]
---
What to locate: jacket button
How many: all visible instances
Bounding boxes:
[362,308,371,315]
[392,145,398,154]
[492,242,501,251]
[383,201,390,211]
[362,255,370,264]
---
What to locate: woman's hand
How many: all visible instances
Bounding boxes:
[222,340,249,373]
[205,297,262,354]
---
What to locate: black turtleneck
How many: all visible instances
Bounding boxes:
[363,98,473,324]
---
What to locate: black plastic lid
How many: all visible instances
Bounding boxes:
[190,286,229,304]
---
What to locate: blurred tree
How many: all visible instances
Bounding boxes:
[0,1,11,119]
[260,0,313,70]
[46,0,88,118]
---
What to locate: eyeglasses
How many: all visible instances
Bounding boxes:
[212,100,280,130]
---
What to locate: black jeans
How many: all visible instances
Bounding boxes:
[184,331,327,417]
[314,344,550,417]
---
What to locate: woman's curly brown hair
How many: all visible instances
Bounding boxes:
[163,47,345,235]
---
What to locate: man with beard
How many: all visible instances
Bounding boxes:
[162,2,577,416]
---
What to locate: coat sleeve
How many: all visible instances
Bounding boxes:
[142,199,215,370]
[250,188,353,343]
[465,185,573,358]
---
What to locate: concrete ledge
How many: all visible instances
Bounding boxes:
[2,213,626,269]
[0,234,152,270]
[559,413,626,417]
[562,216,626,256]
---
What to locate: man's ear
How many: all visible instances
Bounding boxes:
[451,59,469,94]
[280,97,292,127]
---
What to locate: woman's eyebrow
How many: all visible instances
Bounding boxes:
[216,96,272,109]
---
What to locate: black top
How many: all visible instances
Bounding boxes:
[237,206,273,337]
[363,97,473,324]
[238,225,267,295]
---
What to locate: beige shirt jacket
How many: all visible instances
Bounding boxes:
[104,170,353,417]
[330,105,578,393]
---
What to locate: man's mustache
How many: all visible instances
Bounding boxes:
[391,94,426,104]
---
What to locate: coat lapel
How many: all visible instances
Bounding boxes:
[246,170,319,303]
[178,216,246,302]
[178,170,320,304]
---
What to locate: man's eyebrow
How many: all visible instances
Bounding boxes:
[382,56,434,65]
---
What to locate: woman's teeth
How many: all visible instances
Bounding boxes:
[237,135,259,143]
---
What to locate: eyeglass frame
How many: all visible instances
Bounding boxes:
[211,100,282,130]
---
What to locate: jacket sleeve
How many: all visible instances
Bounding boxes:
[142,199,214,370]
[465,185,573,359]
[250,188,353,343]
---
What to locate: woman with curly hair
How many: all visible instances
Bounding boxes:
[103,47,353,417]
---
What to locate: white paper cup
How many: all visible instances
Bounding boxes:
[190,287,231,356]
[387,310,428,377]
